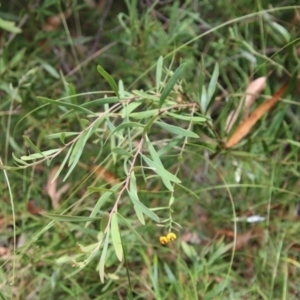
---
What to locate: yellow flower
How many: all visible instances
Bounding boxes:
[159,236,168,245]
[167,232,176,242]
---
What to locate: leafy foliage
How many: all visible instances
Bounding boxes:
[1,1,300,299]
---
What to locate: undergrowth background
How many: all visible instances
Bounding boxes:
[1,1,300,299]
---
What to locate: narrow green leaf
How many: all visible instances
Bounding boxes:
[203,279,229,300]
[142,154,181,184]
[112,147,132,157]
[40,60,60,79]
[81,97,120,108]
[129,172,145,224]
[110,122,144,136]
[23,135,43,156]
[12,153,28,165]
[21,149,60,160]
[156,56,163,92]
[128,190,160,222]
[270,21,290,43]
[68,128,92,167]
[159,63,186,108]
[166,112,207,122]
[38,96,96,116]
[118,80,125,98]
[80,119,90,128]
[145,136,173,191]
[181,241,198,260]
[67,83,77,98]
[157,136,182,156]
[60,132,66,144]
[63,128,92,181]
[97,65,119,99]
[42,213,101,222]
[117,214,147,245]
[129,109,159,119]
[129,171,138,193]
[200,85,208,113]
[51,144,73,183]
[99,230,109,283]
[132,90,160,101]
[88,186,118,193]
[0,17,22,33]
[121,101,143,118]
[100,212,110,233]
[207,63,219,111]
[287,140,300,148]
[106,119,121,139]
[134,205,145,225]
[10,48,26,68]
[145,136,161,165]
[47,132,79,139]
[198,66,205,106]
[155,121,199,138]
[143,115,158,134]
[77,242,98,253]
[111,213,123,261]
[86,182,123,228]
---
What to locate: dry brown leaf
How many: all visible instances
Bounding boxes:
[181,231,202,245]
[46,166,70,209]
[215,229,253,251]
[225,82,288,148]
[234,230,253,251]
[215,228,236,238]
[225,110,236,134]
[42,10,71,32]
[225,76,267,133]
[0,218,6,230]
[43,15,62,32]
[0,247,10,258]
[84,0,107,9]
[243,76,268,117]
[27,200,44,215]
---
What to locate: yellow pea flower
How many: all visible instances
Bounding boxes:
[159,236,168,245]
[167,232,177,242]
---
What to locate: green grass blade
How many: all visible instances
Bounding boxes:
[156,56,163,92]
